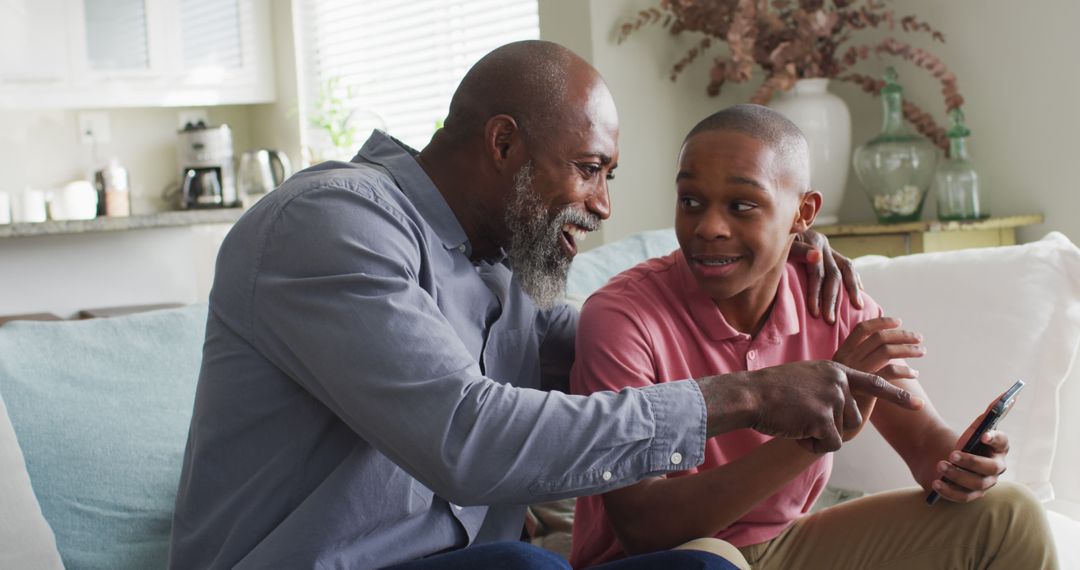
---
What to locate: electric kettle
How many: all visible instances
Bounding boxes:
[237,149,292,207]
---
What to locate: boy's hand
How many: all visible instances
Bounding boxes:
[931,410,1011,503]
[831,317,924,440]
[791,230,862,325]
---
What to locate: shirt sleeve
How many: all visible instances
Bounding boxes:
[570,286,661,397]
[240,183,706,506]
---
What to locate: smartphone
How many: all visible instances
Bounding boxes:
[926,379,1025,505]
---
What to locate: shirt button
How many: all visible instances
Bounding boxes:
[670,452,683,465]
[456,244,467,253]
[747,350,757,360]
[602,470,612,481]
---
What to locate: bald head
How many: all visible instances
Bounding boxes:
[443,40,604,146]
[686,104,811,192]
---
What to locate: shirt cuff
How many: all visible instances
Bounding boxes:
[637,379,708,474]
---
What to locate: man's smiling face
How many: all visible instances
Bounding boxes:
[674,129,807,305]
[504,78,619,308]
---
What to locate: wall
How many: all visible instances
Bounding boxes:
[249,0,305,175]
[0,0,304,318]
[542,0,1080,246]
[0,106,257,214]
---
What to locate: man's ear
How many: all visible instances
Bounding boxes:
[484,114,524,173]
[791,190,822,233]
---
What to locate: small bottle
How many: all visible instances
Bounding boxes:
[94,158,131,217]
[934,109,988,221]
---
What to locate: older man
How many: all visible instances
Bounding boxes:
[168,41,919,569]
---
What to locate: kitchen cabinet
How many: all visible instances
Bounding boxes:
[0,0,275,108]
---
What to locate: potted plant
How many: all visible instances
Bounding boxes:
[619,0,965,223]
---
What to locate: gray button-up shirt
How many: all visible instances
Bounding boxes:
[169,131,707,569]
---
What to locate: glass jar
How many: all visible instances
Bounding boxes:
[935,109,989,221]
[853,68,939,223]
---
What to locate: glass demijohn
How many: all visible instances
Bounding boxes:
[852,68,939,223]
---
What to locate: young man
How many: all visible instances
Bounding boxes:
[570,105,1058,569]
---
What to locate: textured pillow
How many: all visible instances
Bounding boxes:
[0,304,207,570]
[0,391,63,570]
[830,233,1080,501]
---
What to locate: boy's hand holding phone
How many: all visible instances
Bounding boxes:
[928,383,1018,504]
[831,316,925,441]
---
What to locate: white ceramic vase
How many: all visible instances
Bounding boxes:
[768,78,851,226]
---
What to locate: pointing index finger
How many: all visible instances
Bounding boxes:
[846,367,924,410]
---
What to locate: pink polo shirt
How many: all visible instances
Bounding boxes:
[568,250,886,568]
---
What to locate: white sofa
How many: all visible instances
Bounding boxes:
[2,230,1078,568]
[565,229,1080,567]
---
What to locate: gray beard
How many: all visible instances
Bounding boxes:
[505,163,599,309]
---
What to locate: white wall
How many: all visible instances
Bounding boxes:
[249,0,305,174]
[542,0,1079,246]
[0,0,304,318]
[0,106,258,214]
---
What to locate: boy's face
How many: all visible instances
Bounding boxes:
[675,129,819,303]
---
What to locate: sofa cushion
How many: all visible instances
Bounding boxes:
[830,232,1080,502]
[0,387,63,569]
[0,304,208,570]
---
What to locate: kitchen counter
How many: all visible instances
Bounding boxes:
[0,209,244,239]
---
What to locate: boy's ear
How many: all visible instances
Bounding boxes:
[791,190,822,233]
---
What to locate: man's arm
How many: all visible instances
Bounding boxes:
[246,185,708,506]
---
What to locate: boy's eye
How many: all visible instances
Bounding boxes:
[679,196,702,209]
[731,201,757,213]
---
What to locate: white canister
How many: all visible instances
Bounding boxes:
[12,189,48,223]
[0,192,11,224]
[51,181,98,221]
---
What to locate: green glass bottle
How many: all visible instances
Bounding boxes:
[935,108,988,221]
[852,68,938,223]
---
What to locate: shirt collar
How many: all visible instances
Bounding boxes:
[353,130,472,255]
[675,250,801,343]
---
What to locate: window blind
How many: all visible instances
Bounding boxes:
[303,0,539,150]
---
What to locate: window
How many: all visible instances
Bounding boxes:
[302,0,540,155]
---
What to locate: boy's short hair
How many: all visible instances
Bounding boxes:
[685,104,811,192]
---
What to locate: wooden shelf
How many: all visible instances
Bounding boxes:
[816,214,1044,258]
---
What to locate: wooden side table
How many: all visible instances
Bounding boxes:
[816,214,1044,258]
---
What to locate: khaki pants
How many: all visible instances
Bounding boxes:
[737,482,1058,570]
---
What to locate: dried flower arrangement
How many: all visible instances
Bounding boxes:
[618,0,964,153]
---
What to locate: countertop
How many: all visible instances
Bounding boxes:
[0,209,244,239]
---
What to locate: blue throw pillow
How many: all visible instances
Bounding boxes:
[0,304,207,570]
[567,228,678,299]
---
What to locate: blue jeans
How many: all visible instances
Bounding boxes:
[384,541,740,569]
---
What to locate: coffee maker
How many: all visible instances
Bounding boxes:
[177,122,237,209]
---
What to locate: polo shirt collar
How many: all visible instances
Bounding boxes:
[675,250,802,343]
[353,130,472,255]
